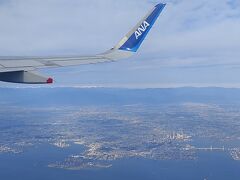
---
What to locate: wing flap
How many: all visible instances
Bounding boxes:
[0,67,35,73]
[0,60,44,68]
[0,56,109,70]
[43,57,109,66]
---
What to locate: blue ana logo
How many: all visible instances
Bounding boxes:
[135,21,150,40]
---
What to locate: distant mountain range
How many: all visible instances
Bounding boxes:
[1,87,240,106]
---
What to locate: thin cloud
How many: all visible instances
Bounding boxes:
[0,0,239,87]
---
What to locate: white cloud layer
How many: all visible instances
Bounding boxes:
[0,0,240,87]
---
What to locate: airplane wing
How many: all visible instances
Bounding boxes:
[0,3,166,84]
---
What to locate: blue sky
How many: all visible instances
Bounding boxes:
[0,0,240,88]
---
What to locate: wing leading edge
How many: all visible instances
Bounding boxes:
[0,3,166,84]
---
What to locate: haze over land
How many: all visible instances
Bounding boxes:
[0,87,240,180]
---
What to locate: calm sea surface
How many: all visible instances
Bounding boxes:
[0,144,239,180]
